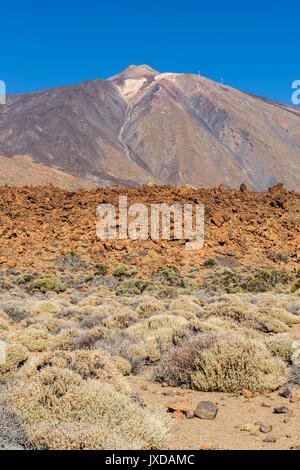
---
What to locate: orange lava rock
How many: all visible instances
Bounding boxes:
[172,411,185,419]
[262,402,271,408]
[201,445,212,450]
[167,401,189,413]
[241,388,253,399]
[6,260,17,268]
[290,396,300,404]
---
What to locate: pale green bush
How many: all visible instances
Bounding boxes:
[191,335,287,392]
[7,351,168,449]
[265,333,294,361]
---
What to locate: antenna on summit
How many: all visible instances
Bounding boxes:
[220,78,226,90]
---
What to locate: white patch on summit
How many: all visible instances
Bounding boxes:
[117,78,146,101]
[154,73,176,81]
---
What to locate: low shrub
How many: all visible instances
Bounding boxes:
[135,302,164,318]
[203,299,288,333]
[0,343,29,381]
[113,265,138,279]
[94,263,108,275]
[153,265,182,286]
[169,296,204,313]
[203,257,217,267]
[103,311,138,329]
[67,326,108,351]
[7,351,168,449]
[201,268,294,294]
[116,279,141,296]
[96,332,144,374]
[265,334,294,361]
[241,269,294,293]
[155,333,287,392]
[29,277,66,294]
[17,273,36,285]
[7,326,53,353]
[191,336,287,392]
[154,334,217,387]
[266,251,289,263]
[30,301,61,318]
[0,303,28,323]
[201,268,243,293]
[288,367,300,385]
[0,386,33,449]
[291,278,300,293]
[0,280,13,291]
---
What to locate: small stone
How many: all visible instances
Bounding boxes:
[194,401,218,420]
[200,444,212,451]
[162,382,169,388]
[241,424,260,434]
[248,408,256,414]
[274,406,289,414]
[6,260,17,268]
[290,440,300,450]
[262,402,271,408]
[283,419,290,424]
[290,396,300,404]
[279,388,292,399]
[163,390,174,396]
[255,422,273,434]
[241,388,253,399]
[263,435,277,443]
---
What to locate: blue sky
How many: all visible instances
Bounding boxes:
[1,0,299,104]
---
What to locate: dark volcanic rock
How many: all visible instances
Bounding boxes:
[194,401,219,420]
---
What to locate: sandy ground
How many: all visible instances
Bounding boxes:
[127,325,300,450]
[128,376,300,450]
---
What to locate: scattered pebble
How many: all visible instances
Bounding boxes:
[241,424,260,434]
[255,422,273,434]
[262,402,271,408]
[200,444,212,451]
[274,406,289,414]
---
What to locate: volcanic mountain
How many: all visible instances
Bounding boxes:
[0,64,299,190]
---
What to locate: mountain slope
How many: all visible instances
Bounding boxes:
[0,65,299,190]
[0,155,90,188]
